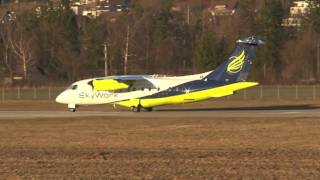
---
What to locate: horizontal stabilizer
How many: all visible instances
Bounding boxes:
[209,82,259,98]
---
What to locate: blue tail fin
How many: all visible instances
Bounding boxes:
[204,36,264,83]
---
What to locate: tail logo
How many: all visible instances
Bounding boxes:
[227,51,246,74]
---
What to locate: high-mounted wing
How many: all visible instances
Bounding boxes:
[92,79,129,91]
[89,75,156,91]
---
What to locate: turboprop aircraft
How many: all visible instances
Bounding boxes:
[56,36,264,112]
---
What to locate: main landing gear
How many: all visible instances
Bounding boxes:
[130,105,153,112]
[131,105,141,112]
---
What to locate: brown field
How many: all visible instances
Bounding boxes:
[0,100,320,179]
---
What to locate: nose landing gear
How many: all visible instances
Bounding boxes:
[69,108,76,112]
[68,104,77,112]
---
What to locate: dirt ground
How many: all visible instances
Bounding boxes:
[0,100,320,179]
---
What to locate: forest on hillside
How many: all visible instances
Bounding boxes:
[0,0,320,85]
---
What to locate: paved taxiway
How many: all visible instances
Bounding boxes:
[0,105,320,119]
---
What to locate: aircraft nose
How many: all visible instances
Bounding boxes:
[55,91,68,104]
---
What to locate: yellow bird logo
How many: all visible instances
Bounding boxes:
[227,51,246,74]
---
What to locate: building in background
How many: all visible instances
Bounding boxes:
[171,0,238,16]
[71,0,130,18]
[282,1,309,27]
[207,0,238,16]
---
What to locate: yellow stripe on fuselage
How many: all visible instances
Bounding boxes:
[116,82,258,108]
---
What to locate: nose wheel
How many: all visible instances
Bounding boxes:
[69,108,76,112]
[68,104,77,112]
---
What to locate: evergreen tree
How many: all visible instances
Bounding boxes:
[152,0,174,43]
[237,0,257,35]
[306,0,320,33]
[34,5,82,82]
[255,0,286,82]
[303,0,320,79]
[80,17,108,77]
[193,32,229,72]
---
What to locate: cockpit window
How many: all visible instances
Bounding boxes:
[68,85,78,90]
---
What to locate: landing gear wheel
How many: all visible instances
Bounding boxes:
[69,108,76,112]
[130,106,135,112]
[131,105,141,112]
[68,104,77,112]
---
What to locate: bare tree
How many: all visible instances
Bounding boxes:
[0,24,14,81]
[0,11,16,83]
[124,24,130,75]
[9,31,35,80]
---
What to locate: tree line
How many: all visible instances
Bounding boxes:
[0,0,320,85]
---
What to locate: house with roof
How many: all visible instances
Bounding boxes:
[71,0,130,18]
[290,1,309,16]
[207,0,238,16]
[282,1,309,27]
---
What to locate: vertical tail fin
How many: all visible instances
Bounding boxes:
[204,36,264,83]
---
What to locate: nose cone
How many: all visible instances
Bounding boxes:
[55,91,68,104]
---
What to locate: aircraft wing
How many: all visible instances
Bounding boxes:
[89,75,156,91]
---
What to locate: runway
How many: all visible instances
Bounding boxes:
[0,105,320,119]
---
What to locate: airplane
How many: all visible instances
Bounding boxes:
[56,36,264,112]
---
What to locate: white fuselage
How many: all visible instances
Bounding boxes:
[55,72,211,106]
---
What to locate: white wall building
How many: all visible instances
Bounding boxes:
[283,1,309,27]
[71,0,126,17]
[290,1,309,16]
